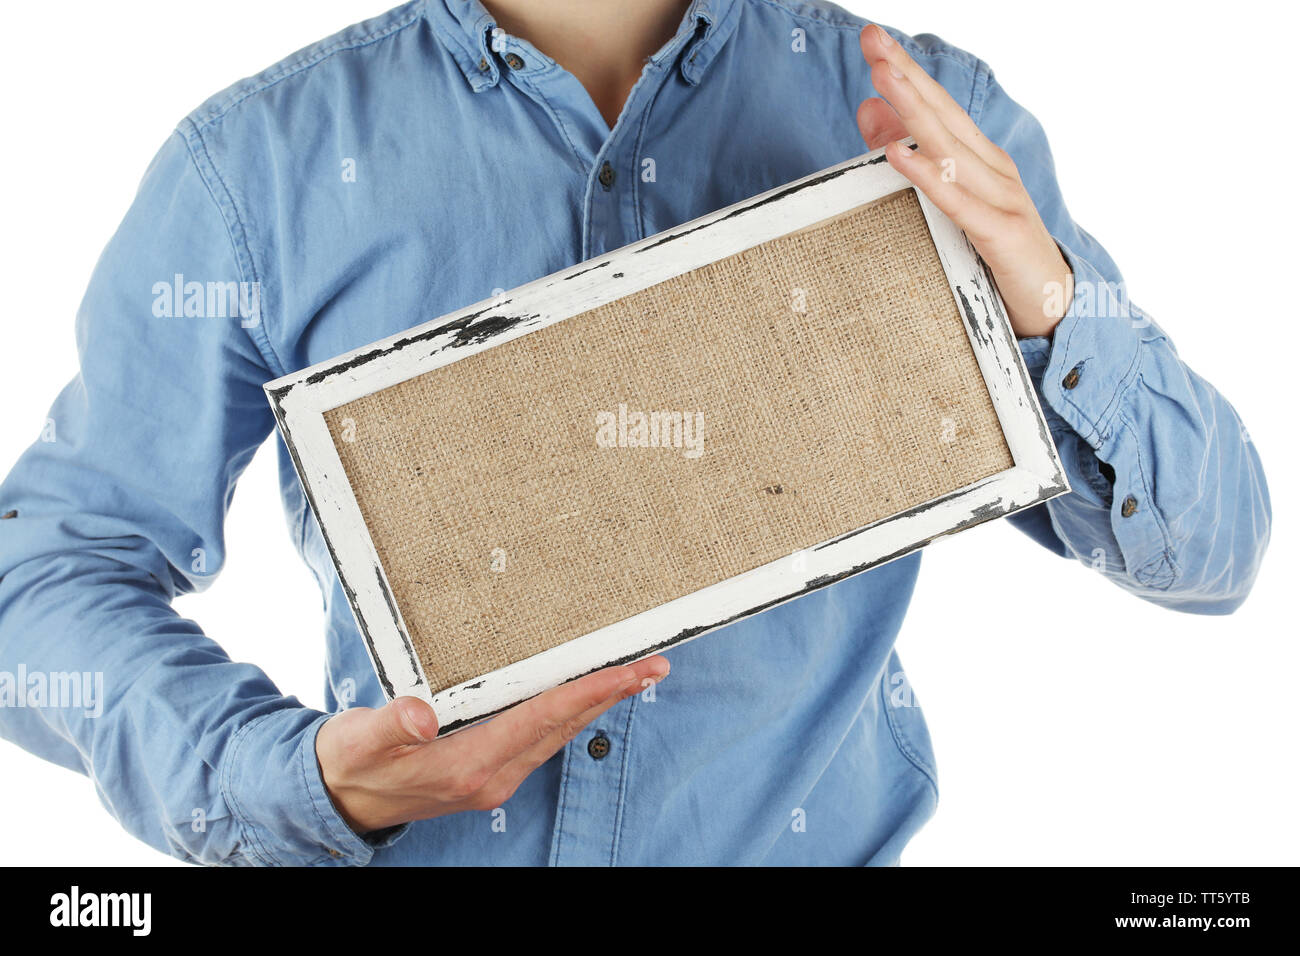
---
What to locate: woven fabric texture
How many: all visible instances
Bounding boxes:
[324,188,1012,693]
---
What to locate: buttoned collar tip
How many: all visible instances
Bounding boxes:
[677,0,741,86]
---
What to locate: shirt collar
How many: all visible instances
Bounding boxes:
[426,0,741,92]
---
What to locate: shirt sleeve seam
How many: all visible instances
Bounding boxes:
[968,56,992,125]
[879,672,939,799]
[175,122,289,380]
[185,6,424,135]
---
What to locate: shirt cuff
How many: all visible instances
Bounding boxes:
[1018,238,1142,446]
[1016,237,1174,587]
[220,706,410,866]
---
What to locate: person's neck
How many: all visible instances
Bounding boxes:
[481,0,693,129]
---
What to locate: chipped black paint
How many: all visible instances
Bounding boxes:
[813,475,1000,551]
[266,300,539,398]
[376,565,421,679]
[433,481,1070,736]
[271,148,913,402]
[973,291,995,336]
[562,260,611,281]
[267,391,420,700]
[952,262,1062,467]
[803,544,926,591]
[805,491,1056,591]
[634,157,876,253]
[989,265,1061,460]
[956,285,989,349]
[445,313,535,349]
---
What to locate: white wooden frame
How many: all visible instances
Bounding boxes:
[265,141,1069,735]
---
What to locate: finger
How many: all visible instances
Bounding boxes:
[478,658,670,807]
[860,24,1015,177]
[867,55,960,156]
[870,59,1022,210]
[885,140,1013,246]
[855,97,907,150]
[441,658,663,775]
[347,696,439,754]
[509,657,667,768]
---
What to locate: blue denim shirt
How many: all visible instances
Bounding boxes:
[0,0,1271,865]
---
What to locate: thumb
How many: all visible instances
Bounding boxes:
[372,696,440,749]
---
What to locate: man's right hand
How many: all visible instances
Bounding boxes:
[315,656,670,834]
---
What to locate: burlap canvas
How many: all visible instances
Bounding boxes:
[324,188,1012,693]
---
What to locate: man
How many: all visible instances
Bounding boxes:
[0,0,1271,865]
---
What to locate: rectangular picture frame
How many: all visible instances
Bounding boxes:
[265,140,1070,734]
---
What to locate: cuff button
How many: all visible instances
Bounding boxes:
[1062,365,1082,390]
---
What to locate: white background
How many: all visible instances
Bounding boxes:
[0,1,1294,866]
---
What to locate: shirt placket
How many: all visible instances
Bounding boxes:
[489,27,691,259]
[548,694,641,866]
[483,29,666,867]
[479,17,710,867]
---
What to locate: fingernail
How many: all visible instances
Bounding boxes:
[400,708,432,743]
[893,139,911,157]
[889,62,904,80]
[876,25,893,46]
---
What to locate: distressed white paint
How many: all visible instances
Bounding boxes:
[265,139,1069,735]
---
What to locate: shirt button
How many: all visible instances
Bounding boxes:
[327,848,342,858]
[598,161,615,191]
[587,732,611,760]
[0,510,16,519]
[1121,495,1139,518]
[478,56,489,72]
[1062,365,1083,390]
[504,52,525,70]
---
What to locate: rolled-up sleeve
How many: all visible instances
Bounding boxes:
[973,65,1272,614]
